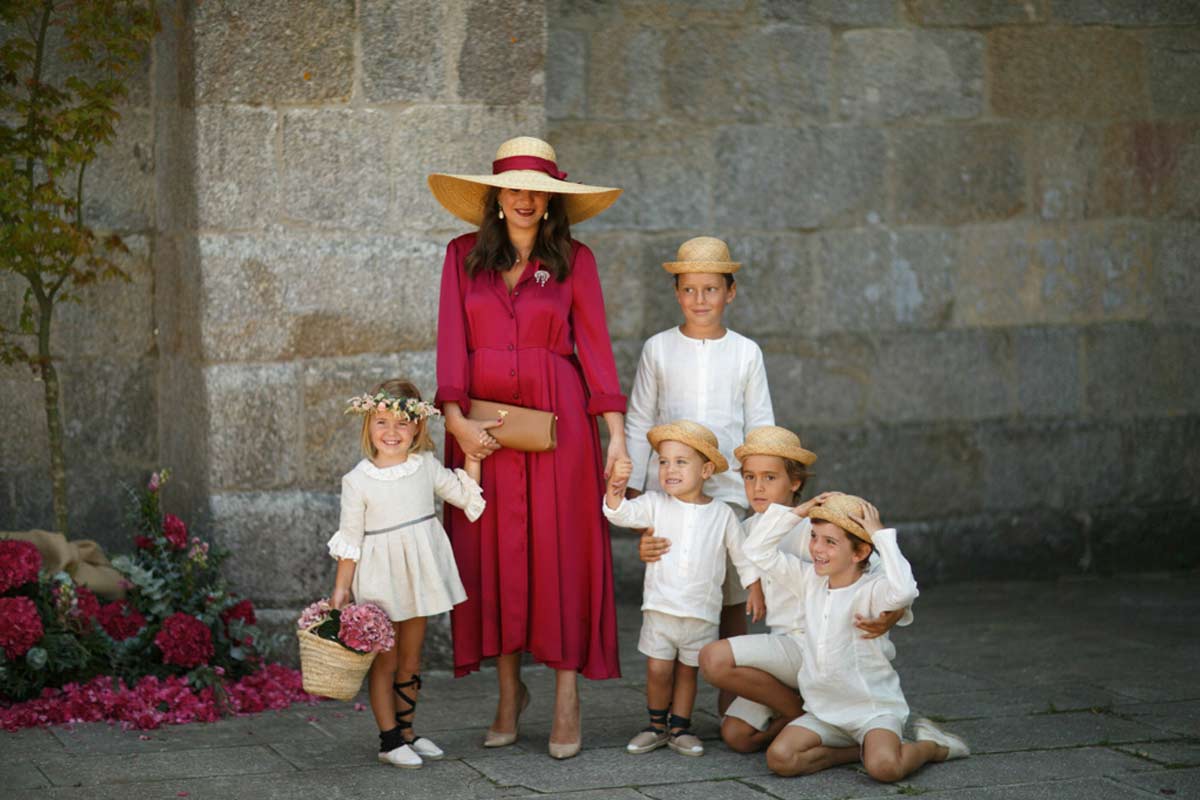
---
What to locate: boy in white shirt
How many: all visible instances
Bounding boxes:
[696,427,909,754]
[624,236,774,707]
[605,420,765,757]
[745,493,968,782]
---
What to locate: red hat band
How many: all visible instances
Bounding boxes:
[492,155,568,181]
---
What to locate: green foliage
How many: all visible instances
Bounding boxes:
[0,0,158,534]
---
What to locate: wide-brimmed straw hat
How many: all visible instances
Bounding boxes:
[734,426,818,467]
[809,493,874,544]
[662,236,742,275]
[427,136,622,226]
[647,419,729,474]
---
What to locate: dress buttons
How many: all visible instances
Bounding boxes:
[512,393,520,400]
[509,369,516,377]
[507,344,514,351]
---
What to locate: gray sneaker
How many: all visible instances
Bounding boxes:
[627,727,670,754]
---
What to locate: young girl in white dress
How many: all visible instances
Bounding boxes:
[327,378,498,768]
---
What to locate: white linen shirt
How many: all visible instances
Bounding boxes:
[625,327,774,508]
[745,504,920,732]
[744,511,915,638]
[603,493,759,625]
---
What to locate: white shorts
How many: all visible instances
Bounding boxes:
[722,503,751,606]
[638,610,719,667]
[787,713,905,747]
[723,634,804,732]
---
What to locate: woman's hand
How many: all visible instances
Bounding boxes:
[331,586,351,610]
[638,529,670,563]
[854,608,906,639]
[605,436,629,482]
[447,413,503,461]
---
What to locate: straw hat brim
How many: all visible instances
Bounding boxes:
[662,261,742,275]
[428,171,622,226]
[647,425,729,474]
[809,503,872,544]
[733,442,817,466]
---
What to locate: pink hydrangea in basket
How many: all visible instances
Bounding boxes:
[296,599,394,701]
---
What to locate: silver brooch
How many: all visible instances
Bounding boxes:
[533,269,550,287]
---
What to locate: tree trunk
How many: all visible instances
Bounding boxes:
[37,300,68,535]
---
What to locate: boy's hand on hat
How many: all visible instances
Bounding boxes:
[849,501,884,536]
[638,530,669,563]
[854,608,905,639]
[794,491,841,517]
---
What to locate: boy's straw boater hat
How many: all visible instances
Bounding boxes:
[662,236,742,275]
[734,426,818,467]
[809,493,875,545]
[647,419,729,474]
[427,136,622,226]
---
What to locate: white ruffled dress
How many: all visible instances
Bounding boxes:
[326,454,484,621]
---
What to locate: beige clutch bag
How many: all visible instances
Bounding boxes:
[467,398,557,452]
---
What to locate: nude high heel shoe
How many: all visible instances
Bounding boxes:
[548,698,581,759]
[484,683,529,748]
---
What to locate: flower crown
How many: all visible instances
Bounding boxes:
[345,392,441,421]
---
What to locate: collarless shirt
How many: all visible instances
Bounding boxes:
[625,327,774,508]
[603,493,759,625]
[744,504,920,731]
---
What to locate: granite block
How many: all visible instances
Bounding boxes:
[838,30,983,121]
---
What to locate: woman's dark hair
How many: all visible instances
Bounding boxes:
[465,187,573,281]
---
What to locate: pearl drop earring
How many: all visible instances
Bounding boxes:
[498,208,504,220]
[543,211,549,220]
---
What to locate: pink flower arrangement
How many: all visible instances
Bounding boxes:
[0,596,44,659]
[96,599,147,641]
[297,599,332,630]
[154,613,214,668]
[162,514,188,550]
[0,664,317,732]
[0,540,42,593]
[338,603,394,653]
[221,599,256,628]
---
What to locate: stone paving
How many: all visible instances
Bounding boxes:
[2,574,1198,800]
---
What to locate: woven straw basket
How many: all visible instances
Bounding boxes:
[297,624,376,701]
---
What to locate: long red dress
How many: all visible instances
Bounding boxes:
[436,233,624,680]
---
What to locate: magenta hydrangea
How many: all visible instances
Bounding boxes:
[0,596,44,660]
[296,599,332,630]
[0,540,42,593]
[338,603,394,653]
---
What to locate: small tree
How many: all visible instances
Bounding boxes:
[0,0,157,534]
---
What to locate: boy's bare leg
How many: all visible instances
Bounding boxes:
[766,724,860,777]
[670,662,698,726]
[861,729,947,783]
[646,657,675,724]
[721,713,792,754]
[716,604,747,714]
[699,640,805,719]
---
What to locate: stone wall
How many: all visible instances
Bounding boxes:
[547,0,1200,588]
[3,1,1198,638]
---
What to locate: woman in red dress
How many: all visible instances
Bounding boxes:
[429,137,626,759]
